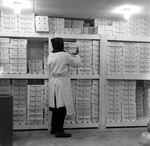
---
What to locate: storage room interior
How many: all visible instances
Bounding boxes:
[0,0,150,145]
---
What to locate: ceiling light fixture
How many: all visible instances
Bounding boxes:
[114,5,141,20]
[124,8,131,20]
[3,0,31,13]
[14,2,21,14]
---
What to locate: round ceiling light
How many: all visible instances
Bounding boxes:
[114,5,141,20]
[124,8,131,20]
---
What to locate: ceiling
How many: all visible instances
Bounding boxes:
[0,0,150,21]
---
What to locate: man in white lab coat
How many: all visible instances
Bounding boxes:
[47,37,82,138]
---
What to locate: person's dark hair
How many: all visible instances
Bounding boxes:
[51,37,65,53]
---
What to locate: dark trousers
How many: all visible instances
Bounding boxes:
[50,107,66,132]
[49,93,66,132]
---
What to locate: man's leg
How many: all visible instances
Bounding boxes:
[55,107,71,138]
[50,109,57,134]
[55,107,66,132]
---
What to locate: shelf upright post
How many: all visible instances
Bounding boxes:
[99,34,108,130]
[47,34,54,132]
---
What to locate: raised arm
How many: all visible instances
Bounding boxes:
[67,54,83,68]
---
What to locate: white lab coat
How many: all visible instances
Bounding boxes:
[47,52,82,115]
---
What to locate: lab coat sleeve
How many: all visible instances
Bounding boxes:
[67,54,82,68]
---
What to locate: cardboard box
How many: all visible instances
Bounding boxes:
[36,21,49,26]
[36,16,49,22]
[36,26,49,32]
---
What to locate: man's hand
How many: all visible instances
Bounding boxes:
[72,47,79,55]
[76,47,79,54]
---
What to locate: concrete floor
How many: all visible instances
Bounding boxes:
[13,127,147,146]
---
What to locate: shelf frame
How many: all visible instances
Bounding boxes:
[0,32,49,39]
[107,75,150,80]
[106,122,148,127]
[71,75,99,79]
[106,117,149,127]
[99,34,108,130]
[0,74,49,79]
[13,122,98,130]
[13,124,48,130]
[105,35,150,128]
[0,74,99,79]
[108,36,150,42]
[0,33,101,130]
[64,122,99,128]
[53,33,100,40]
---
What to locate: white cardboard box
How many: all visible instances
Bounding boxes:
[36,16,49,22]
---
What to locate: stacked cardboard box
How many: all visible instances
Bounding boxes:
[0,11,18,32]
[93,18,150,37]
[106,80,122,123]
[9,38,27,74]
[0,79,11,94]
[92,19,112,27]
[77,40,95,75]
[136,86,144,118]
[91,80,99,122]
[75,80,92,123]
[43,80,49,124]
[0,79,49,126]
[106,80,136,123]
[122,80,136,122]
[27,85,44,125]
[112,21,129,36]
[143,81,150,118]
[64,39,99,75]
[35,16,49,32]
[141,18,150,36]
[49,18,64,34]
[43,43,49,74]
[107,42,123,75]
[0,37,50,74]
[2,11,150,36]
[28,60,43,74]
[92,40,100,75]
[0,37,10,73]
[0,11,35,33]
[19,12,35,33]
[128,18,146,37]
[64,19,83,34]
[107,41,150,76]
[138,43,150,75]
[12,80,28,125]
[122,43,138,75]
[0,38,27,74]
[78,40,92,75]
[65,79,99,124]
[83,27,95,34]
[72,20,84,29]
[65,19,72,28]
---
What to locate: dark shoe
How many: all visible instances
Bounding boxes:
[50,128,56,134]
[55,131,72,138]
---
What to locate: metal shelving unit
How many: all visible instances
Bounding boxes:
[0,74,49,79]
[53,33,100,40]
[13,122,99,130]
[0,74,99,79]
[0,32,49,39]
[108,36,150,42]
[0,32,101,130]
[104,35,150,128]
[107,75,150,80]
